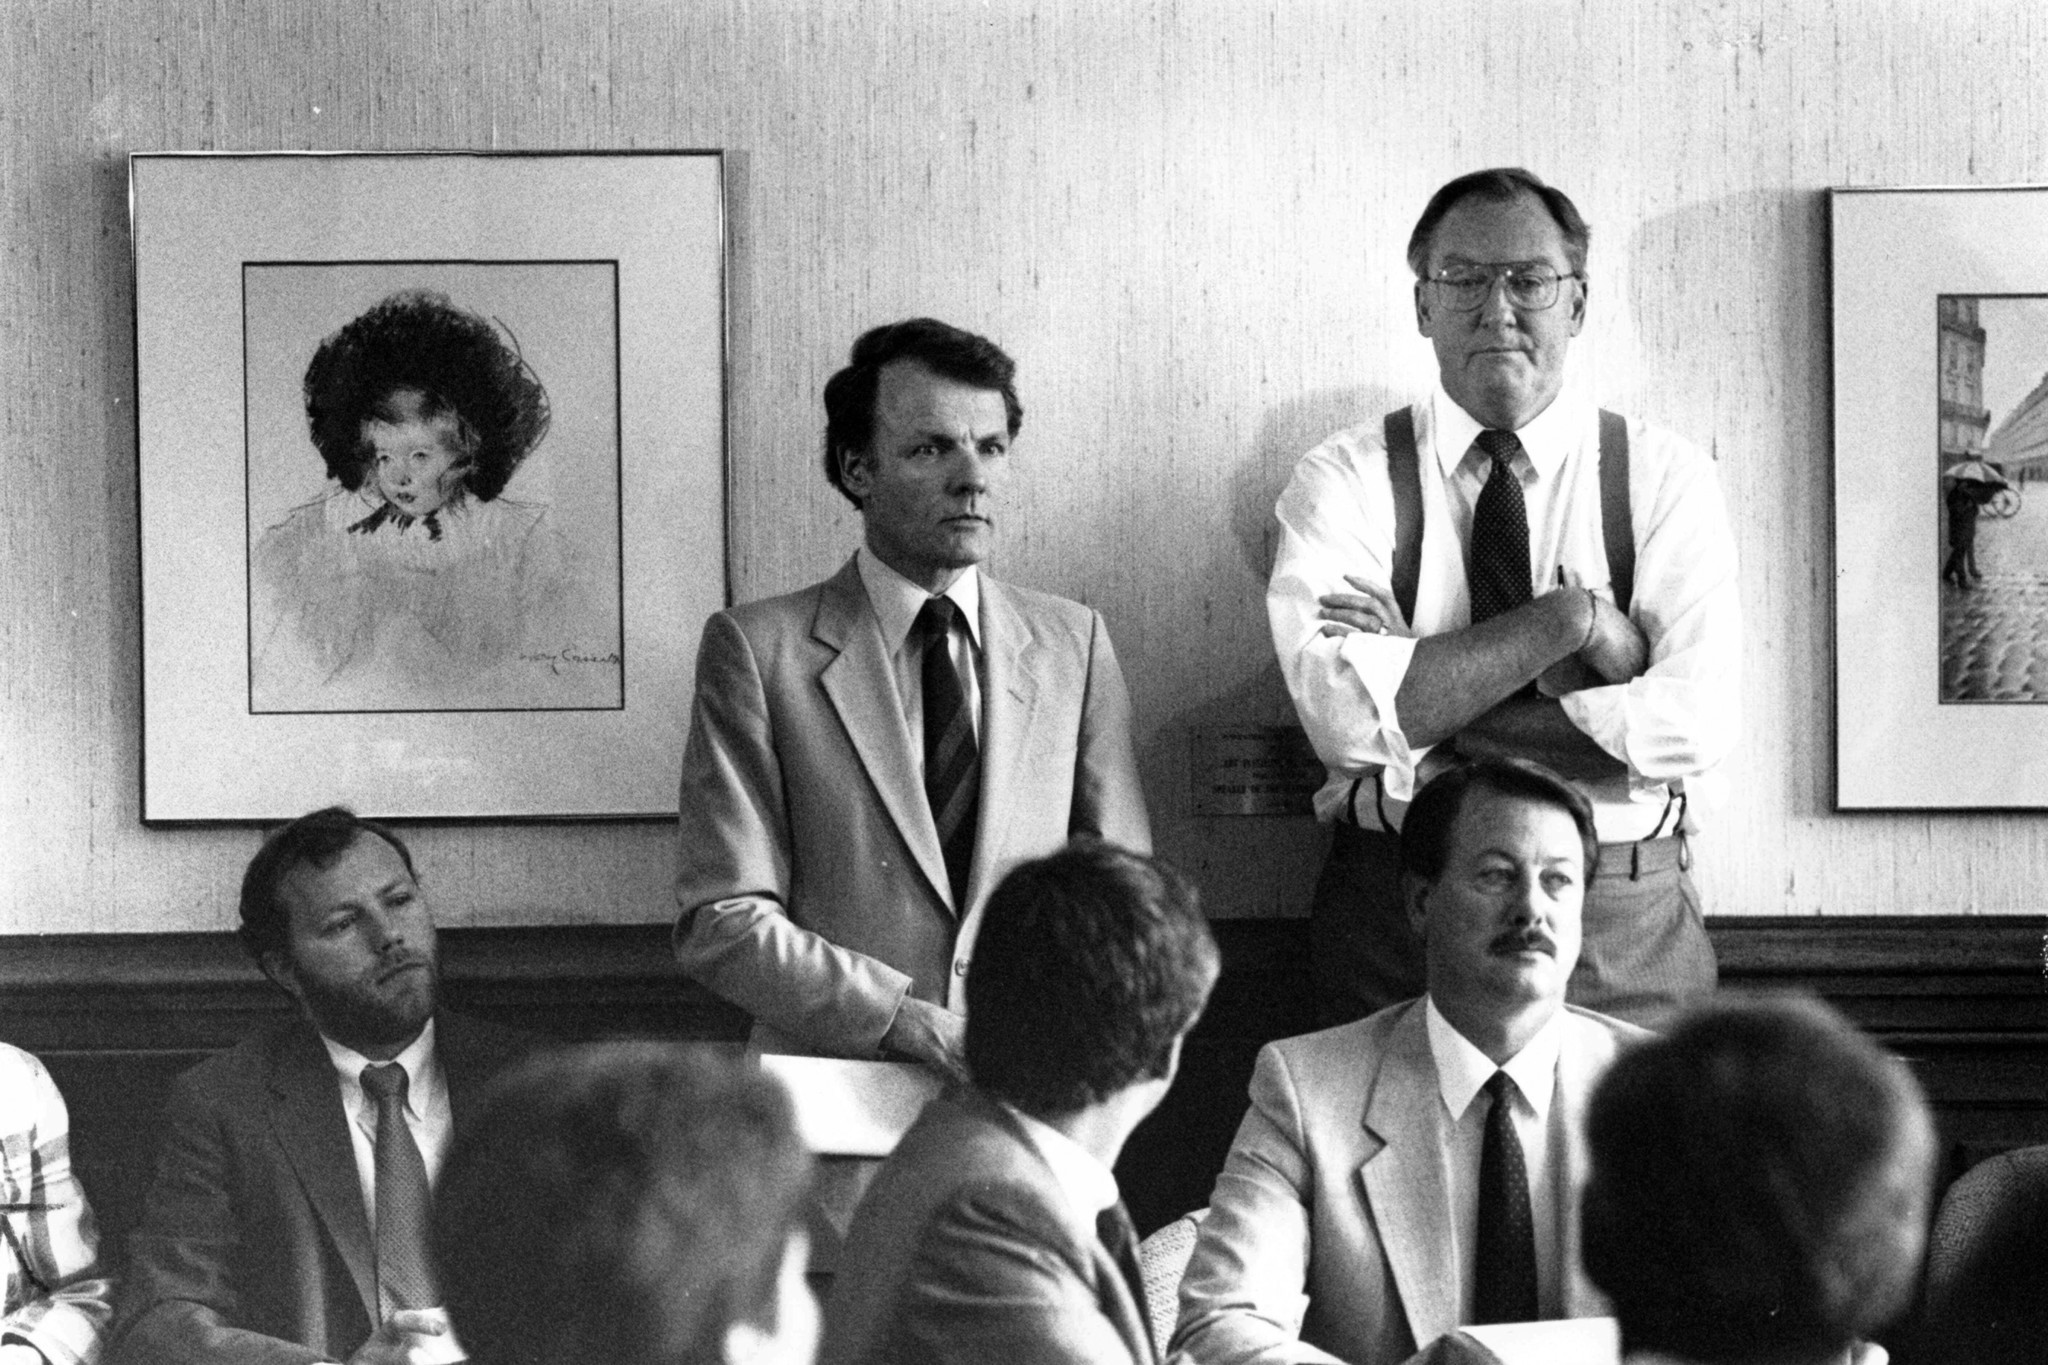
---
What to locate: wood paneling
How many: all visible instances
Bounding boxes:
[9,2,2048,928]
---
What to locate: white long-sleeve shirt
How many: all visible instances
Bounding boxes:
[1267,379,1741,842]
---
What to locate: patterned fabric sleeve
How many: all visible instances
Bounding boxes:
[0,1045,111,1365]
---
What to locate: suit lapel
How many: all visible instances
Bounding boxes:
[967,578,1042,912]
[1358,1004,1459,1348]
[1554,1014,1600,1315]
[266,1022,378,1323]
[814,557,953,910]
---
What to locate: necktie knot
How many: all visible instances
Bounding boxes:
[361,1062,408,1106]
[1476,428,1523,467]
[1484,1069,1517,1108]
[918,595,958,641]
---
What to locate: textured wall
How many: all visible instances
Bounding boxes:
[5,0,2048,932]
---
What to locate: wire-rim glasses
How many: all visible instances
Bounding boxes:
[1424,264,1582,313]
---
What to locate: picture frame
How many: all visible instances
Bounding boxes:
[1833,185,2048,808]
[133,151,726,821]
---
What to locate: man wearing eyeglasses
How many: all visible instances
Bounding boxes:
[1268,167,1740,1031]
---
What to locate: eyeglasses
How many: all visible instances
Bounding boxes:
[1424,265,1582,313]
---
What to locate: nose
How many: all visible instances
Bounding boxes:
[364,906,407,952]
[1506,872,1545,924]
[948,448,995,494]
[1475,274,1520,327]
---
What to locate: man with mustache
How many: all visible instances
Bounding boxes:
[1174,757,1646,1365]
[673,318,1150,1265]
[1268,167,1741,1030]
[112,807,530,1365]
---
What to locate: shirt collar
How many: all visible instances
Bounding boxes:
[1424,995,1563,1124]
[857,547,982,654]
[1429,375,1589,484]
[320,1016,439,1122]
[1001,1101,1122,1218]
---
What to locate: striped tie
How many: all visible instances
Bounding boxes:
[918,597,979,909]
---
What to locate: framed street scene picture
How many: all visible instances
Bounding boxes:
[133,151,725,820]
[1833,185,2048,808]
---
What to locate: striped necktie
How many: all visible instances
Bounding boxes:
[918,597,979,909]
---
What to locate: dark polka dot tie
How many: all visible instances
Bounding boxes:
[1474,1069,1538,1324]
[1468,430,1534,624]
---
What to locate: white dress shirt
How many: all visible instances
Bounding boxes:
[1424,997,1567,1322]
[857,548,985,755]
[1267,377,1741,843]
[318,1020,451,1225]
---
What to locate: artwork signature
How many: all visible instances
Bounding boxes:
[520,645,623,675]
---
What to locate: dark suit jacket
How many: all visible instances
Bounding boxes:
[1173,1001,1643,1365]
[821,1087,1156,1365]
[109,1012,532,1365]
[673,556,1151,1057]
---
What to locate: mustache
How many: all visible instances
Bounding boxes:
[1489,926,1557,957]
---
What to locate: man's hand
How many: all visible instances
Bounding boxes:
[346,1310,450,1365]
[1577,592,1648,683]
[1316,575,1414,639]
[880,997,968,1083]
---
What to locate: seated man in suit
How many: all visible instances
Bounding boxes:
[111,807,531,1365]
[434,1043,818,1365]
[822,840,1219,1365]
[1174,757,1645,1365]
[674,318,1151,1259]
[1579,996,1934,1365]
[0,1044,112,1365]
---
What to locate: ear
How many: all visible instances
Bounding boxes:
[1414,280,1434,336]
[1402,872,1432,943]
[838,444,872,501]
[1567,274,1588,335]
[259,949,304,1006]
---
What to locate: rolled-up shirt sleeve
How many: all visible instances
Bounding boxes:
[1267,431,1432,804]
[1556,420,1741,785]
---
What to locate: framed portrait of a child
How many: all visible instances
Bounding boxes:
[133,152,724,820]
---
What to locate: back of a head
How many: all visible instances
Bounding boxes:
[965,839,1219,1118]
[1582,996,1936,1365]
[434,1043,813,1365]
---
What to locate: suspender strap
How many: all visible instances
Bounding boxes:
[1384,407,1424,624]
[1597,409,1632,615]
[1385,405,1632,619]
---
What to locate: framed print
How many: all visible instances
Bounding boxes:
[1833,185,2048,808]
[133,151,725,820]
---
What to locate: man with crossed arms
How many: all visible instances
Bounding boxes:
[1269,167,1740,1029]
[1173,757,1644,1365]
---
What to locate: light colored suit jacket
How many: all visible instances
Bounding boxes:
[822,1087,1157,1365]
[1172,1001,1644,1365]
[673,555,1151,1056]
[109,1013,531,1365]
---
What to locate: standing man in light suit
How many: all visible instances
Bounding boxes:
[673,317,1151,1258]
[1269,167,1740,1029]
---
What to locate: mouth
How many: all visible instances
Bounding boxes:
[376,959,430,985]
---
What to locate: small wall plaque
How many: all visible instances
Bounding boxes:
[1189,725,1323,817]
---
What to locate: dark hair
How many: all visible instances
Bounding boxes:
[303,289,551,503]
[821,317,1023,507]
[1399,756,1599,883]
[238,806,417,964]
[1406,167,1591,278]
[965,840,1218,1118]
[435,1044,812,1365]
[1583,996,1936,1365]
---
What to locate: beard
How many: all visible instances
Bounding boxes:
[296,956,439,1055]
